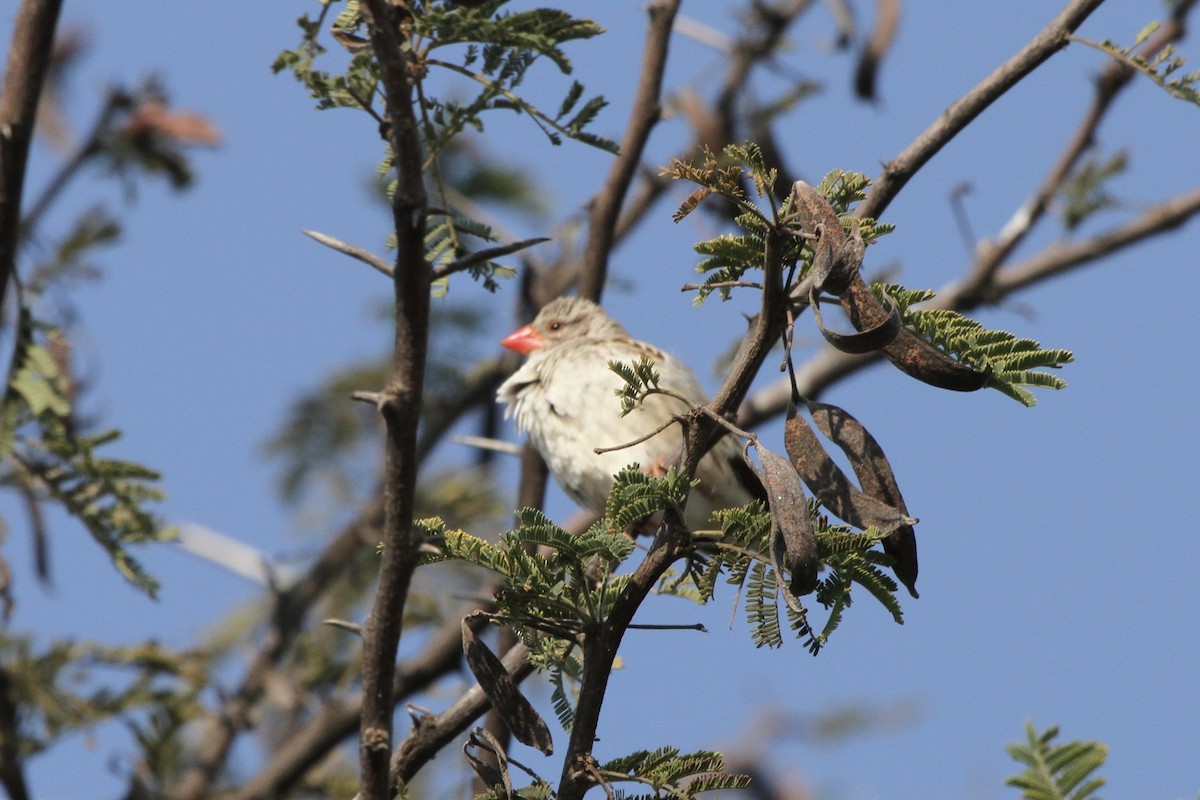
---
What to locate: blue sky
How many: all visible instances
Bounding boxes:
[3,1,1199,798]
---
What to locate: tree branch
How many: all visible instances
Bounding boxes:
[356,1,432,798]
[228,590,501,800]
[170,498,385,800]
[0,0,64,314]
[0,663,30,800]
[577,0,681,301]
[853,0,1106,224]
[962,0,1197,298]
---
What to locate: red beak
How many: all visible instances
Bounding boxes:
[500,324,545,354]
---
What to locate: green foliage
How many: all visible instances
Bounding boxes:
[661,501,902,655]
[274,2,612,294]
[609,355,662,416]
[1005,722,1108,800]
[1073,21,1200,106]
[0,633,207,764]
[597,747,751,800]
[664,145,892,304]
[1058,150,1128,230]
[2,308,172,597]
[877,284,1074,406]
[547,659,579,731]
[418,502,639,659]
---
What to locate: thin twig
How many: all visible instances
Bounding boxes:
[302,229,394,278]
[432,237,551,281]
[592,414,680,455]
[679,280,763,292]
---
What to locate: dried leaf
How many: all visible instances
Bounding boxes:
[674,187,714,222]
[122,102,222,146]
[808,401,918,597]
[783,404,916,537]
[462,617,553,755]
[747,442,818,596]
[840,277,987,391]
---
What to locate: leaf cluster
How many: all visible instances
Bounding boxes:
[596,747,751,800]
[418,504,639,657]
[1005,722,1107,800]
[1058,150,1128,230]
[1075,21,1200,106]
[609,356,663,417]
[878,284,1074,406]
[2,308,172,596]
[664,145,891,304]
[666,502,901,654]
[0,633,207,765]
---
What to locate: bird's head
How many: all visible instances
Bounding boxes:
[500,296,627,354]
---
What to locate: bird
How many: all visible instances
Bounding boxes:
[496,296,765,530]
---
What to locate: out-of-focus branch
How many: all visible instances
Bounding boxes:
[963,0,1196,299]
[356,2,433,799]
[577,0,681,301]
[0,0,64,313]
[170,498,384,800]
[228,590,501,800]
[18,88,123,242]
[983,187,1200,298]
[0,663,30,800]
[854,0,1106,224]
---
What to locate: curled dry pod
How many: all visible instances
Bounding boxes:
[462,616,553,755]
[840,276,987,392]
[464,728,511,795]
[810,284,901,354]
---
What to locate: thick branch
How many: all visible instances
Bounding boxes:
[853,0,1106,223]
[357,2,432,799]
[577,0,681,300]
[0,0,64,313]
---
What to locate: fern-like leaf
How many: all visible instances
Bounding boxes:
[1005,722,1108,800]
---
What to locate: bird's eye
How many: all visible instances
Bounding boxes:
[548,320,563,332]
